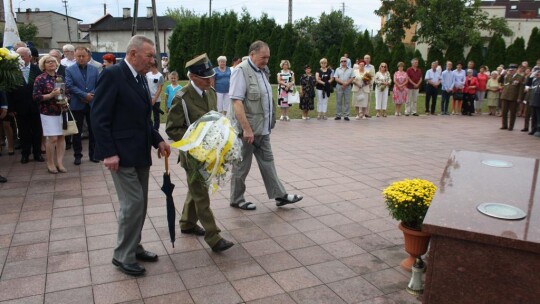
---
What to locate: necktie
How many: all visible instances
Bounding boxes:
[137,74,150,99]
[202,91,208,102]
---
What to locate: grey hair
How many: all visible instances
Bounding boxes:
[126,35,155,53]
[12,41,27,50]
[49,49,62,57]
[16,47,31,56]
[62,44,75,52]
[249,40,269,54]
[217,56,227,63]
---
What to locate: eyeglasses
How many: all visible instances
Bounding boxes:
[45,60,56,64]
[340,60,347,62]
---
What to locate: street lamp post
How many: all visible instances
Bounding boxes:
[18,0,26,13]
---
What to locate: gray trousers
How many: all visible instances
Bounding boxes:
[111,166,150,264]
[335,86,351,117]
[230,134,286,206]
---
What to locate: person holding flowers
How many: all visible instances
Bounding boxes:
[166,53,234,253]
[374,62,391,117]
[352,60,371,119]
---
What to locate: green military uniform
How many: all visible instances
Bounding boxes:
[165,80,221,248]
[500,65,524,130]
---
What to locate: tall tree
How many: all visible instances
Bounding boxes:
[268,26,283,79]
[466,43,484,67]
[375,0,512,50]
[362,30,374,58]
[18,23,39,44]
[484,34,506,70]
[234,10,254,57]
[222,12,238,58]
[526,27,540,65]
[372,34,391,72]
[291,37,313,83]
[339,31,356,60]
[427,47,444,71]
[168,17,200,78]
[389,42,406,74]
[277,23,297,68]
[353,33,364,61]
[506,37,526,66]
[445,43,465,67]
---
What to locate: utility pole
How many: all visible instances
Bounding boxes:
[288,0,292,24]
[209,0,212,17]
[131,0,139,36]
[62,0,72,43]
[151,0,162,70]
[103,3,106,15]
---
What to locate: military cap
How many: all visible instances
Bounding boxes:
[186,53,215,78]
[507,64,518,70]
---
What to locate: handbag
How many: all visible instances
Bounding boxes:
[287,87,300,104]
[453,90,463,100]
[63,106,78,136]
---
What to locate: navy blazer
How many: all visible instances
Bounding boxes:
[6,64,41,115]
[91,60,163,167]
[65,63,99,111]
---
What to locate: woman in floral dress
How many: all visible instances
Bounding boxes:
[299,65,315,119]
[277,60,295,121]
[392,62,408,116]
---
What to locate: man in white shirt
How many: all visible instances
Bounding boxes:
[60,44,76,67]
[364,54,375,117]
[425,61,442,115]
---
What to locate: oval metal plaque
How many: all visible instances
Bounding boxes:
[481,159,513,168]
[477,203,526,220]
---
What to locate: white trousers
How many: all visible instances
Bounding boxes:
[375,88,389,110]
[316,89,328,113]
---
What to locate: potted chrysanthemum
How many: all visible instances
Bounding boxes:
[382,178,437,271]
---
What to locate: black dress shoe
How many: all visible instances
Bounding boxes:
[74,157,81,165]
[65,144,72,150]
[21,155,29,164]
[181,225,205,236]
[211,238,234,252]
[89,158,99,163]
[34,155,45,162]
[334,116,341,120]
[0,175,7,183]
[112,258,146,276]
[500,127,507,130]
[344,117,350,121]
[529,131,536,135]
[135,250,158,262]
[521,128,529,132]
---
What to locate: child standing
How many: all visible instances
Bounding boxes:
[165,71,182,112]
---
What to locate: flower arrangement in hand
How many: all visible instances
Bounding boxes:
[0,47,24,91]
[382,178,437,230]
[171,111,243,193]
[362,73,373,86]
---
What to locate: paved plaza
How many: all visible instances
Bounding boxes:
[0,113,537,304]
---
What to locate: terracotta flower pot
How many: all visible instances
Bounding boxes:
[399,223,431,272]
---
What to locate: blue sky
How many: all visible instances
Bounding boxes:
[19,0,381,32]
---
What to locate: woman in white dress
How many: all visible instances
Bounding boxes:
[352,61,371,119]
[374,62,392,117]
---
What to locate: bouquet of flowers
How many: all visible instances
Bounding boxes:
[171,111,243,193]
[0,47,24,91]
[382,178,437,230]
[362,73,372,86]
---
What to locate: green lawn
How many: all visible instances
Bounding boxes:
[157,81,485,123]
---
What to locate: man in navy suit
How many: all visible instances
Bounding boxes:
[66,47,99,165]
[91,35,170,276]
[7,47,43,164]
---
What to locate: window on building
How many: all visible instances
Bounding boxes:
[510,5,517,10]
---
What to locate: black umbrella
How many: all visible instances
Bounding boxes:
[161,153,176,247]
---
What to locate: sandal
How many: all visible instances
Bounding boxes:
[231,201,256,210]
[276,194,303,207]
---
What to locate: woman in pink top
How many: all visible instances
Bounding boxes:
[392,62,408,116]
[475,65,489,114]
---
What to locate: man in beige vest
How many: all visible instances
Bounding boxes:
[500,64,524,131]
[228,40,303,210]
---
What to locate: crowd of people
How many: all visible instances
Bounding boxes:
[284,55,540,135]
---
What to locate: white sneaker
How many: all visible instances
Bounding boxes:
[280,116,284,121]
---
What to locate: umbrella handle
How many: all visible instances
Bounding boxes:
[164,152,169,175]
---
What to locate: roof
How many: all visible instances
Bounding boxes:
[16,10,82,21]
[480,0,540,19]
[89,14,176,32]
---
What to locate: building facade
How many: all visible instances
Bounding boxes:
[15,9,82,49]
[88,8,175,55]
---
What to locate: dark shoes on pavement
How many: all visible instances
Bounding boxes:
[0,175,6,183]
[181,225,205,236]
[135,250,158,262]
[212,238,234,252]
[74,157,81,165]
[112,250,158,276]
[21,156,29,164]
[112,258,146,276]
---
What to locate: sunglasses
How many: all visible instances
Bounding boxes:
[340,60,347,62]
[381,66,387,68]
